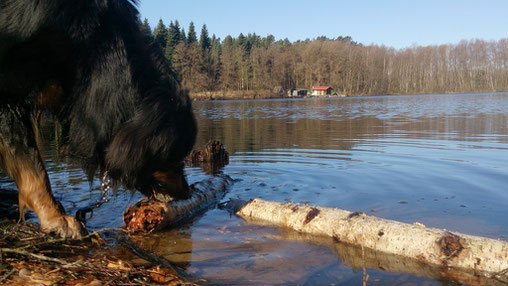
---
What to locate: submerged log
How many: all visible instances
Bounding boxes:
[236,198,508,276]
[123,174,233,232]
[185,140,229,174]
[185,140,229,165]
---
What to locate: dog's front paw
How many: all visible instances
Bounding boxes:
[41,215,88,239]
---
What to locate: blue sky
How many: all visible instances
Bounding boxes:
[138,0,508,50]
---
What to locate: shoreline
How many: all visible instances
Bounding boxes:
[189,89,349,101]
[189,90,507,101]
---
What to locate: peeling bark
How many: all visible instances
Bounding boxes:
[123,175,233,232]
[236,198,508,275]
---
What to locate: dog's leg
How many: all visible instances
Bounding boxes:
[0,106,87,238]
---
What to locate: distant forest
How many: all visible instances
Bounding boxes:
[142,18,508,97]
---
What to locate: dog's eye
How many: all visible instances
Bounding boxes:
[154,181,164,189]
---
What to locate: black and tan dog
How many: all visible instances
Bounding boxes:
[0,0,197,238]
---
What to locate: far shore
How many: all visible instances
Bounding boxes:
[190,90,350,101]
[189,90,507,101]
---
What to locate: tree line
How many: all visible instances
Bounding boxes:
[143,18,508,97]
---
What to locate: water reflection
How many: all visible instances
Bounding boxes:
[194,93,508,153]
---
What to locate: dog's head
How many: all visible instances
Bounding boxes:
[128,162,191,201]
[104,85,197,200]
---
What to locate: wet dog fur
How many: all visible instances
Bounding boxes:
[0,0,197,238]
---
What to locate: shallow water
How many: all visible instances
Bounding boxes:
[3,92,508,285]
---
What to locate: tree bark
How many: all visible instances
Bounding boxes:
[123,174,232,232]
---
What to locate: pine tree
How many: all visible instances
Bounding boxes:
[171,20,182,43]
[153,19,168,49]
[166,20,182,60]
[210,34,222,63]
[180,28,186,43]
[167,21,175,35]
[141,18,152,38]
[187,22,197,44]
[223,35,234,48]
[236,33,246,48]
[199,24,211,52]
[262,34,275,49]
[197,27,219,91]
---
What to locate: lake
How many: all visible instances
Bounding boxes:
[3,92,508,285]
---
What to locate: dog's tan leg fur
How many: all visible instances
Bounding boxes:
[0,144,87,239]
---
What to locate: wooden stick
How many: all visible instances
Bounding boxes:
[0,247,69,264]
[236,198,508,275]
[0,268,16,284]
[123,174,233,232]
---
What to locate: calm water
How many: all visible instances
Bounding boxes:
[3,92,508,285]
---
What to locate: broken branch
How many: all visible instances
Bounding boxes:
[0,247,69,264]
[123,174,233,232]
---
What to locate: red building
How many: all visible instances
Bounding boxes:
[311,86,333,96]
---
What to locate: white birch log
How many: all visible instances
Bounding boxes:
[236,198,508,275]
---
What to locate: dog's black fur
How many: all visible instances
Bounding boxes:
[0,0,197,237]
